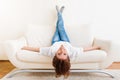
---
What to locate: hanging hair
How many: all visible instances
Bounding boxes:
[52,55,71,78]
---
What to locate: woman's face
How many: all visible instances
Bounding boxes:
[56,45,68,60]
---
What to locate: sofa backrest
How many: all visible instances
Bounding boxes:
[25,24,94,47]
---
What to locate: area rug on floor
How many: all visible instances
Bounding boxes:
[1,69,120,80]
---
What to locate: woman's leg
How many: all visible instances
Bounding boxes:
[51,26,60,45]
[51,6,61,45]
[57,6,70,42]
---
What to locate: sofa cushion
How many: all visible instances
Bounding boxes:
[25,24,94,48]
[16,50,107,63]
[25,24,55,47]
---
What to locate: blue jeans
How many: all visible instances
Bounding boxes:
[52,12,70,44]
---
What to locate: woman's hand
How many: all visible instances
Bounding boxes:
[91,46,101,50]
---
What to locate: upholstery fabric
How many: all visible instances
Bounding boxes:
[25,24,94,48]
[4,24,114,69]
[16,50,107,63]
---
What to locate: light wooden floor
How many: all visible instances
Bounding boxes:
[0,60,120,79]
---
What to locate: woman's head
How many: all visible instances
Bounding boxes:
[56,45,68,60]
[52,55,71,77]
[52,45,71,77]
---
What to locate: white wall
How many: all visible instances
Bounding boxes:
[91,0,120,41]
[0,0,120,60]
[91,0,120,61]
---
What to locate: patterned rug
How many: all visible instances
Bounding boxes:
[1,69,120,80]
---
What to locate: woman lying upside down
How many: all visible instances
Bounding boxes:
[22,6,100,79]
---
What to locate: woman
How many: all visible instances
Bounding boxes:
[22,6,100,79]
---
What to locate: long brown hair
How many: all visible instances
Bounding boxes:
[52,55,71,78]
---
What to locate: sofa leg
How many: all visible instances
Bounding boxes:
[7,69,114,78]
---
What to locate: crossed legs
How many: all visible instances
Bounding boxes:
[52,6,70,44]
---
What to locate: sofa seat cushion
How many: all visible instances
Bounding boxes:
[16,50,107,63]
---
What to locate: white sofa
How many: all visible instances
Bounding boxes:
[4,24,114,78]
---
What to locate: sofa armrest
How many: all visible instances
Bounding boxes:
[4,37,27,60]
[93,38,115,68]
[93,38,112,55]
[109,42,120,62]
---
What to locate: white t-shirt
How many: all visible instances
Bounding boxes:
[39,41,83,60]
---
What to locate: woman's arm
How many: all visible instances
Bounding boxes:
[83,46,100,52]
[21,46,40,52]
